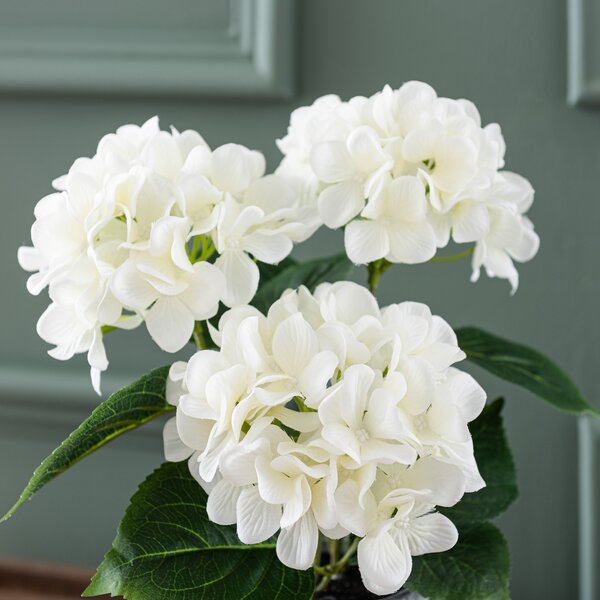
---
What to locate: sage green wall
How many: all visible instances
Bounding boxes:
[0,1,596,599]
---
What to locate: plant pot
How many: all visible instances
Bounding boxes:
[316,567,426,599]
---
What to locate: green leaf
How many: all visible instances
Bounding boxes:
[1,366,172,523]
[252,253,354,314]
[442,399,518,526]
[406,522,510,600]
[84,461,315,600]
[257,256,297,282]
[456,326,596,415]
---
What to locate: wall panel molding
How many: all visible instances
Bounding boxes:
[578,416,599,600]
[568,0,600,105]
[0,0,296,97]
[0,363,163,443]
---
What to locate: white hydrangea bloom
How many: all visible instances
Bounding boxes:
[165,281,486,594]
[19,117,320,392]
[277,82,539,290]
[470,172,540,293]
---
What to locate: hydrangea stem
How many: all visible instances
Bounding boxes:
[429,246,474,263]
[314,536,360,594]
[367,258,393,294]
[192,321,208,350]
[367,247,474,294]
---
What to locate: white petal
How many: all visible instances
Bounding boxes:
[220,444,260,487]
[347,126,388,172]
[236,486,282,544]
[241,232,293,264]
[236,315,271,373]
[319,281,380,324]
[335,480,376,537]
[179,393,214,420]
[36,303,82,347]
[269,406,321,433]
[17,246,41,272]
[145,297,194,353]
[310,140,355,183]
[297,350,339,404]
[386,221,437,264]
[87,328,108,371]
[495,171,534,213]
[482,246,519,293]
[344,219,389,264]
[205,364,248,416]
[163,417,193,462]
[310,477,337,531]
[361,439,417,465]
[180,262,225,320]
[402,457,466,507]
[215,249,259,307]
[405,512,458,556]
[276,511,319,570]
[433,137,478,193]
[402,128,440,163]
[272,313,318,376]
[206,479,242,526]
[428,397,470,443]
[280,477,311,529]
[227,205,265,239]
[185,350,229,398]
[321,424,361,464]
[187,451,213,491]
[111,260,156,310]
[166,361,187,406]
[452,201,490,243]
[428,210,452,247]
[318,181,365,228]
[142,131,183,180]
[255,456,295,505]
[448,369,486,422]
[507,219,540,263]
[176,410,213,451]
[399,357,435,415]
[358,530,412,596]
[385,176,428,222]
[211,144,265,193]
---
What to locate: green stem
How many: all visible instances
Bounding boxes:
[366,246,474,294]
[189,235,202,262]
[313,536,360,595]
[315,572,332,593]
[189,234,216,264]
[199,239,216,262]
[328,538,340,565]
[334,537,359,573]
[429,246,474,263]
[367,259,393,294]
[192,321,208,350]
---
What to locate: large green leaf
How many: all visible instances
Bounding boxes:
[252,253,354,314]
[84,461,315,600]
[406,522,510,600]
[456,326,596,414]
[257,256,297,282]
[1,366,172,523]
[442,399,517,526]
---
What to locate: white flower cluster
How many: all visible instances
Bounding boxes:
[18,117,318,392]
[165,281,486,595]
[277,81,539,291]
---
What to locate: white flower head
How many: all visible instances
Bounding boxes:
[19,118,322,392]
[164,281,486,593]
[277,82,539,289]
